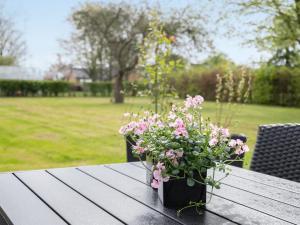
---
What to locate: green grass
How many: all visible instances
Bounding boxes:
[0,97,299,172]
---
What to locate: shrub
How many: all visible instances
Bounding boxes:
[0,80,70,97]
[252,65,300,106]
[88,82,112,96]
[172,66,231,101]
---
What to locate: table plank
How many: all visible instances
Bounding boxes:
[212,171,300,208]
[79,165,235,225]
[15,170,123,225]
[229,166,300,194]
[48,167,181,225]
[0,173,66,225]
[108,163,294,225]
[132,162,300,208]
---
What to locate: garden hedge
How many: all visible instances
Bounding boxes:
[0,80,70,97]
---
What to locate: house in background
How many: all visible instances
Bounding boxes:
[44,64,91,84]
[0,66,43,80]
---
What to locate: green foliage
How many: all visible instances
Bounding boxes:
[252,65,300,106]
[0,80,149,98]
[172,54,236,100]
[232,0,300,67]
[139,11,182,113]
[0,80,70,97]
[0,56,15,66]
[87,82,112,97]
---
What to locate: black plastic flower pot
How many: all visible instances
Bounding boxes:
[125,136,145,162]
[229,134,247,168]
[158,171,207,208]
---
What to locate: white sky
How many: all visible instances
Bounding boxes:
[3,0,268,73]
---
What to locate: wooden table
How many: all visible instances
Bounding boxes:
[0,162,299,225]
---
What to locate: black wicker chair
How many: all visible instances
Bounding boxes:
[250,124,300,182]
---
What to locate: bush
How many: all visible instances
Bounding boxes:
[252,65,300,106]
[0,80,70,97]
[124,81,148,96]
[172,66,229,101]
[87,82,112,96]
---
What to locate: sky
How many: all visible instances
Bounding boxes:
[3,0,266,73]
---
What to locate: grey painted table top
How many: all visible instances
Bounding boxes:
[0,162,299,225]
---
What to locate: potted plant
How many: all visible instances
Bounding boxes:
[119,95,249,211]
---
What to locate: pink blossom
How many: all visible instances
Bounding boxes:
[151,179,159,189]
[186,113,193,122]
[228,139,236,147]
[134,121,148,135]
[133,140,146,154]
[229,138,250,155]
[156,162,165,170]
[209,138,218,146]
[158,121,164,128]
[221,128,230,137]
[236,139,243,146]
[151,162,170,189]
[241,144,249,153]
[153,169,161,180]
[166,149,176,159]
[168,112,177,120]
[173,118,189,138]
[185,95,204,109]
[209,124,230,141]
[118,121,137,135]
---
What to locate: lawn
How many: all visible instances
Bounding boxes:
[0,97,299,172]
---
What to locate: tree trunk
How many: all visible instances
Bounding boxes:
[114,72,124,103]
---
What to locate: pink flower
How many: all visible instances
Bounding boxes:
[151,162,170,189]
[209,124,230,142]
[228,139,236,147]
[184,95,204,109]
[229,138,250,155]
[221,128,230,137]
[173,118,189,138]
[236,139,243,146]
[186,113,193,122]
[133,140,146,154]
[168,112,177,120]
[151,179,159,189]
[118,121,137,135]
[166,149,175,159]
[153,169,161,180]
[134,121,148,135]
[209,138,218,146]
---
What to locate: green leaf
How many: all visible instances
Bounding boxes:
[172,169,180,175]
[187,178,195,187]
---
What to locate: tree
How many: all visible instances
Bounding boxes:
[139,11,182,114]
[0,56,15,65]
[0,4,26,64]
[64,2,212,103]
[227,0,300,67]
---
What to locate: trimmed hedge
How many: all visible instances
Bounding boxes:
[0,80,70,97]
[85,82,112,96]
[0,80,147,97]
